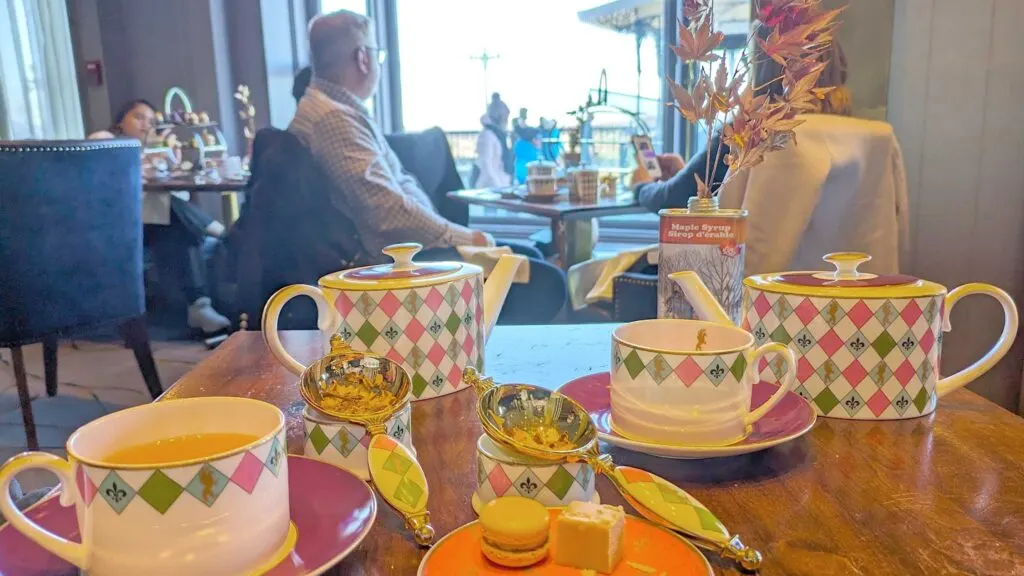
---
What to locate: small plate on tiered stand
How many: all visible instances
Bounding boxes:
[559,373,816,459]
[0,456,376,576]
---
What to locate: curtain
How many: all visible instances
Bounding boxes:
[0,0,84,140]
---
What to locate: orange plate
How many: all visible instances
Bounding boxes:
[418,509,713,575]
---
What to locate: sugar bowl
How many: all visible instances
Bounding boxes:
[298,335,433,545]
[474,434,598,513]
[303,402,414,481]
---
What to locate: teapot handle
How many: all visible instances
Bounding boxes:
[262,284,338,375]
[935,283,1018,398]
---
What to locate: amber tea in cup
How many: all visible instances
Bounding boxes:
[102,432,260,466]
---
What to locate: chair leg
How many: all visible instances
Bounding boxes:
[11,347,40,451]
[119,317,163,399]
[43,336,59,397]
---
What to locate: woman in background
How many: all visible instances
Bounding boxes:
[473,93,513,188]
[90,99,231,335]
[632,41,850,212]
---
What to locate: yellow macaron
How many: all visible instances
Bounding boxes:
[479,496,550,568]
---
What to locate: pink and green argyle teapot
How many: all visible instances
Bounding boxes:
[671,252,1018,420]
[262,243,526,400]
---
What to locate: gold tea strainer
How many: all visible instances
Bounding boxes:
[463,367,762,571]
[299,336,434,545]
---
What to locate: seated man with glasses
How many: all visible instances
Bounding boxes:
[288,10,567,323]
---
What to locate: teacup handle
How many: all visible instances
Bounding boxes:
[744,342,797,426]
[365,434,434,546]
[0,452,87,569]
[936,283,1019,398]
[262,284,339,376]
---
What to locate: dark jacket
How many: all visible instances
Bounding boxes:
[213,128,367,327]
[213,127,470,328]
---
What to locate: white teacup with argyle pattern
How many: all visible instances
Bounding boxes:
[611,319,797,447]
[0,397,289,575]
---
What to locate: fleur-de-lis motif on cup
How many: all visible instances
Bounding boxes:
[901,336,915,352]
[797,334,812,348]
[106,482,127,503]
[384,325,399,340]
[844,396,861,411]
[429,320,442,336]
[267,446,279,469]
[895,396,909,410]
[849,337,865,352]
[709,364,725,379]
[431,374,444,388]
[519,477,538,494]
[755,326,767,342]
[340,326,353,340]
[392,423,405,441]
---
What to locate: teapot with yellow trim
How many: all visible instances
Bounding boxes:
[262,243,526,400]
[669,252,1018,419]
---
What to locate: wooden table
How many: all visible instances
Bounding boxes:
[143,177,248,224]
[447,189,647,268]
[164,326,1024,575]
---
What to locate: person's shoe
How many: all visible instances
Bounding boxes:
[187,297,231,334]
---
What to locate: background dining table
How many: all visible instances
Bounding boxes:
[143,176,248,225]
[162,324,1024,575]
[447,188,647,269]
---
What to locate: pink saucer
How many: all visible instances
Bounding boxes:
[559,373,816,459]
[0,456,376,576]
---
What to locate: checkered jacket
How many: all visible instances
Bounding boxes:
[288,78,475,262]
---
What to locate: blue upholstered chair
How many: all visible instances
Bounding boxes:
[0,139,162,450]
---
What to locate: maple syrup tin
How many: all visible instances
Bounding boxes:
[658,197,747,324]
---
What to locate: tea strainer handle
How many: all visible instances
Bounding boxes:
[605,465,762,571]
[365,433,434,545]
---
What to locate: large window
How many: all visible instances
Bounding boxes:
[0,0,83,139]
[395,0,671,239]
[397,0,666,166]
[315,1,752,246]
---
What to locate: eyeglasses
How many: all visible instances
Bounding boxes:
[362,45,388,65]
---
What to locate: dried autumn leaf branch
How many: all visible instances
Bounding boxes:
[669,0,842,198]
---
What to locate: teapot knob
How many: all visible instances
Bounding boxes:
[382,243,423,271]
[823,252,872,280]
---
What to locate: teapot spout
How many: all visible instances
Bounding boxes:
[482,254,528,343]
[668,271,735,326]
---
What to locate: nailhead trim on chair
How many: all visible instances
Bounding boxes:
[613,275,658,321]
[0,141,141,152]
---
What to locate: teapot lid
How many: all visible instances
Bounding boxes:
[320,243,481,291]
[745,253,945,299]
